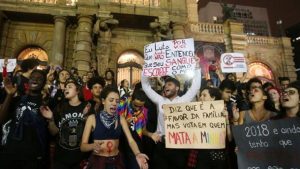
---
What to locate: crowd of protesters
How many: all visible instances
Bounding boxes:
[0,57,299,169]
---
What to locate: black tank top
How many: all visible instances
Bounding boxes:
[93,112,122,140]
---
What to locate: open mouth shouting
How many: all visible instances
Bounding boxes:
[164,88,171,95]
[248,93,255,100]
[109,106,117,113]
[281,96,289,103]
[64,90,70,97]
[30,81,39,88]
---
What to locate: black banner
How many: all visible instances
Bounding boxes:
[232,118,300,169]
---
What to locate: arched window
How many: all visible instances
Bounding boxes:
[247,62,274,83]
[117,50,144,87]
[18,47,48,69]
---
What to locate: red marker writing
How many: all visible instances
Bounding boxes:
[107,141,113,154]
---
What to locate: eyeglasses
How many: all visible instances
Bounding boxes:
[282,90,296,96]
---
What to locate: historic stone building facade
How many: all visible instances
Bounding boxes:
[0,0,296,85]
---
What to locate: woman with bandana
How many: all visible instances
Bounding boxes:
[80,86,149,169]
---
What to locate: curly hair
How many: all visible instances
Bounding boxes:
[88,76,106,90]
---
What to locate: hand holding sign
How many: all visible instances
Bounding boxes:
[4,57,8,66]
[0,59,16,73]
[232,103,240,122]
[194,56,200,69]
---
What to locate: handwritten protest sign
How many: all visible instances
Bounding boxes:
[143,38,196,77]
[0,59,16,72]
[163,100,226,149]
[232,118,300,169]
[220,53,247,73]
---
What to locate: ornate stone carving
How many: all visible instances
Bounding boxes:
[220,0,236,22]
[94,12,118,75]
[149,19,173,42]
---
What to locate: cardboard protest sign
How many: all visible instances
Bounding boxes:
[232,118,300,169]
[0,59,17,72]
[163,100,226,149]
[220,53,247,73]
[143,38,196,77]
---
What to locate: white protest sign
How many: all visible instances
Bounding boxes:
[143,38,196,77]
[221,53,247,73]
[0,59,17,72]
[163,100,226,149]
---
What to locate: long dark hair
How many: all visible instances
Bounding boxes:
[249,87,276,112]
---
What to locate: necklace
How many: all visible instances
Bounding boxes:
[99,111,118,129]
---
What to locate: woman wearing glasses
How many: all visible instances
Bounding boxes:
[272,81,300,119]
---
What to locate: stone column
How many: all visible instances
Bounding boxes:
[51,16,67,66]
[97,29,112,76]
[159,0,168,8]
[172,22,185,39]
[186,0,199,23]
[0,11,4,28]
[281,37,297,80]
[225,20,247,54]
[57,0,66,5]
[224,20,247,79]
[73,15,93,75]
[223,20,233,52]
[94,11,118,76]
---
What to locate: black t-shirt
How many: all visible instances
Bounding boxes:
[53,101,90,165]
[0,95,48,161]
[49,88,65,110]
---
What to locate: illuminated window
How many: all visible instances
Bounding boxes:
[20,0,76,5]
[117,50,144,87]
[247,62,274,82]
[111,0,160,7]
[21,0,57,4]
[66,0,77,6]
[18,47,48,69]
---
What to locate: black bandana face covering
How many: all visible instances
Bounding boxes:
[99,111,118,129]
